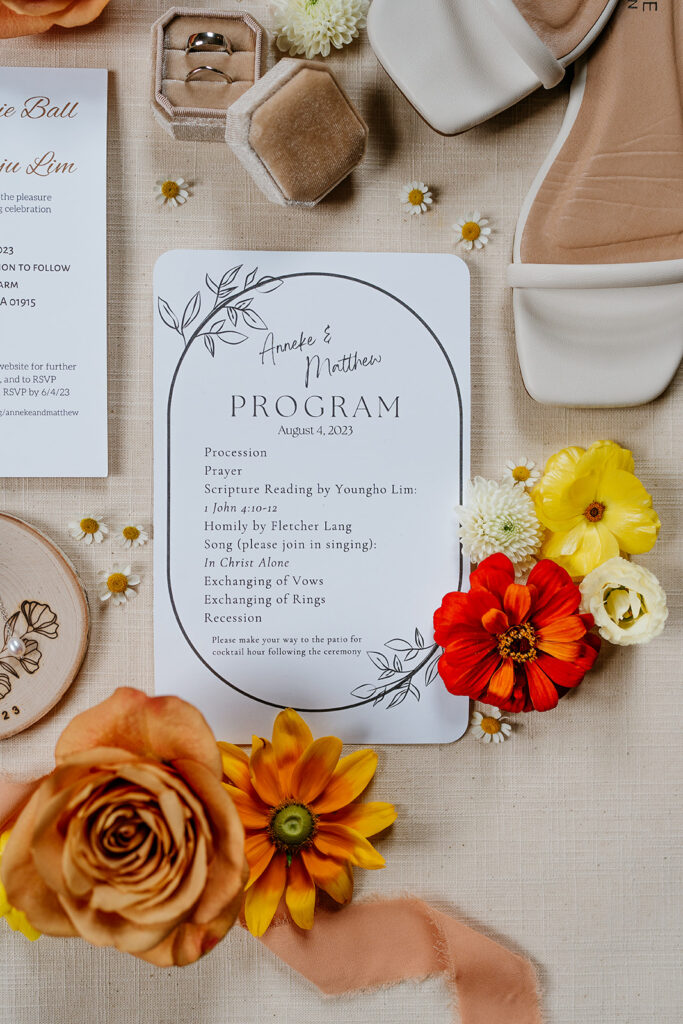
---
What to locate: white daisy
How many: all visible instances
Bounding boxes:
[503,458,541,491]
[454,211,491,251]
[470,707,512,744]
[272,0,370,59]
[68,516,108,545]
[400,181,433,215]
[155,178,190,207]
[97,565,141,607]
[457,477,543,572]
[119,524,149,550]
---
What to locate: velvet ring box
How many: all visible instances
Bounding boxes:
[151,8,267,142]
[226,59,369,207]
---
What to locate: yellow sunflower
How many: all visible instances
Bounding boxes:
[219,709,396,937]
[533,440,660,578]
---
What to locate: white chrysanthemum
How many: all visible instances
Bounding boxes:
[579,556,668,646]
[470,707,511,744]
[97,565,141,607]
[68,516,108,545]
[503,457,541,490]
[272,0,370,58]
[457,477,543,571]
[400,181,433,215]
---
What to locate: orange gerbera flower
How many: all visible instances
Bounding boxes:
[219,709,396,937]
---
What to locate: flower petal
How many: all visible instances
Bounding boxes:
[285,855,316,930]
[481,608,509,635]
[438,648,499,699]
[249,738,283,807]
[244,832,275,888]
[470,554,515,598]
[289,736,342,804]
[313,823,385,869]
[325,801,397,838]
[271,709,313,793]
[485,659,515,702]
[503,583,532,625]
[244,853,287,937]
[217,742,252,792]
[311,749,377,813]
[222,784,270,829]
[523,661,560,711]
[301,847,353,904]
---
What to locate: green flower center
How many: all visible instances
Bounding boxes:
[270,803,316,849]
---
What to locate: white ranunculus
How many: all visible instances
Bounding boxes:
[579,556,667,646]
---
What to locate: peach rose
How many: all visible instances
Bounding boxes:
[0,0,111,39]
[1,688,248,965]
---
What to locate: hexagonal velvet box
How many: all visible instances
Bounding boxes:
[226,59,368,207]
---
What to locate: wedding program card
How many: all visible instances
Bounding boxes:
[0,68,108,477]
[154,251,470,743]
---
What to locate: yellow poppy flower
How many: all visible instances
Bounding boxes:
[533,440,660,578]
[0,832,40,941]
[219,709,396,937]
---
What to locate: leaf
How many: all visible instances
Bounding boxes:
[368,651,390,672]
[234,298,253,310]
[158,297,180,332]
[206,273,218,294]
[0,660,18,678]
[415,628,425,648]
[244,267,257,288]
[351,684,378,699]
[425,660,440,686]
[404,648,419,662]
[373,693,387,707]
[242,308,267,330]
[378,670,394,680]
[226,307,239,326]
[210,320,226,333]
[204,335,215,357]
[3,612,20,646]
[255,276,284,293]
[385,639,412,652]
[0,675,10,699]
[182,291,201,330]
[409,683,421,702]
[392,654,403,672]
[387,687,410,709]
[218,331,248,346]
[217,265,242,298]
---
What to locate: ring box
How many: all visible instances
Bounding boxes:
[151,7,267,142]
[226,59,368,207]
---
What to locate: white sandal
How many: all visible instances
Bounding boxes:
[367,0,619,135]
[508,3,683,407]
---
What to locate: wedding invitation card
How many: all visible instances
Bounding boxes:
[0,68,108,477]
[154,251,470,743]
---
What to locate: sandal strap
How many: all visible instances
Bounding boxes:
[481,0,565,89]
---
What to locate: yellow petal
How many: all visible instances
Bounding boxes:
[314,823,386,869]
[244,832,276,888]
[217,742,252,792]
[271,709,313,793]
[599,470,660,554]
[223,784,270,829]
[285,855,316,930]
[289,736,342,804]
[301,847,353,904]
[249,737,283,806]
[244,852,287,937]
[311,749,378,813]
[581,440,635,475]
[325,801,397,838]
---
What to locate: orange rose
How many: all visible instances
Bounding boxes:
[0,688,248,965]
[0,0,111,39]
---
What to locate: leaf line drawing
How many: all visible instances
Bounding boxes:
[351,627,442,709]
[0,600,60,701]
[157,264,283,357]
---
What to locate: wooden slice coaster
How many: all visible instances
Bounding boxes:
[0,514,89,739]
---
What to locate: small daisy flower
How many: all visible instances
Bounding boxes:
[155,178,190,207]
[97,565,141,607]
[400,181,433,215]
[68,516,108,545]
[503,458,541,490]
[454,211,491,251]
[470,707,511,744]
[119,524,149,550]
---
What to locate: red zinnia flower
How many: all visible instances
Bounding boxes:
[434,553,601,713]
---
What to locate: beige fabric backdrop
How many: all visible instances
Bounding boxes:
[0,1,681,1021]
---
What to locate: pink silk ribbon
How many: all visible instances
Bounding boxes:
[259,898,542,1024]
[0,783,541,1021]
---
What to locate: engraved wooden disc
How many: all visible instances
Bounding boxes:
[0,514,89,739]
